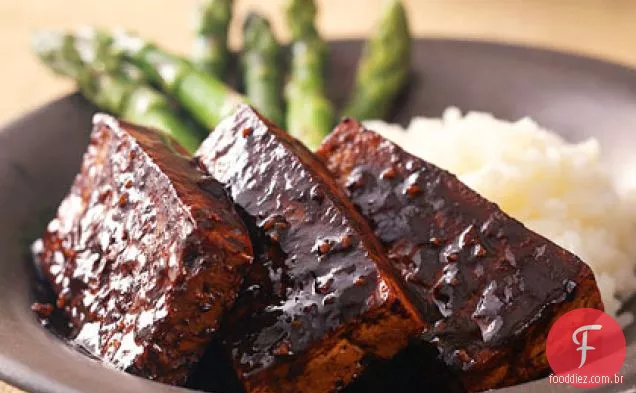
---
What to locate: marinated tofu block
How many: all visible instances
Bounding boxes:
[316,119,604,392]
[32,114,253,385]
[195,105,424,393]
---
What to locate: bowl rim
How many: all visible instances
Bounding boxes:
[2,37,636,393]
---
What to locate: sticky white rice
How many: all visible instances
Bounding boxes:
[365,108,636,319]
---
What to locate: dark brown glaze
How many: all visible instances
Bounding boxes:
[195,105,423,393]
[31,114,253,385]
[316,119,604,392]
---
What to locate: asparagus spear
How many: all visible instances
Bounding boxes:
[111,30,246,131]
[32,29,203,152]
[192,0,233,77]
[342,0,411,120]
[284,0,335,150]
[241,13,284,126]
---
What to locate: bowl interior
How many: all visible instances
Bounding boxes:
[2,39,636,393]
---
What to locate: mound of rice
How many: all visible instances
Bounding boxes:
[365,108,636,319]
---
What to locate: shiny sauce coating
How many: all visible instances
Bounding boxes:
[317,119,603,391]
[196,105,423,393]
[32,114,253,384]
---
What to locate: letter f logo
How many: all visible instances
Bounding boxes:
[572,324,602,368]
[546,309,625,387]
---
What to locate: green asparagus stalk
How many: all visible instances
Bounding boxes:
[192,0,233,77]
[342,0,411,120]
[241,13,284,126]
[286,0,319,42]
[111,30,246,131]
[31,29,203,153]
[284,0,335,150]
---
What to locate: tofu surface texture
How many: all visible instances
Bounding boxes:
[316,119,604,391]
[33,114,253,384]
[196,105,424,393]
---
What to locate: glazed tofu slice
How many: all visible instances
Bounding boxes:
[316,119,604,392]
[195,105,424,393]
[32,114,253,385]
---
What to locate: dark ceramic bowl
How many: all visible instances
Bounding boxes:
[1,39,636,393]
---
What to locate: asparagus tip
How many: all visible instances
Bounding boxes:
[30,30,77,78]
[244,12,267,29]
[111,28,146,55]
[31,30,62,58]
[382,0,407,21]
